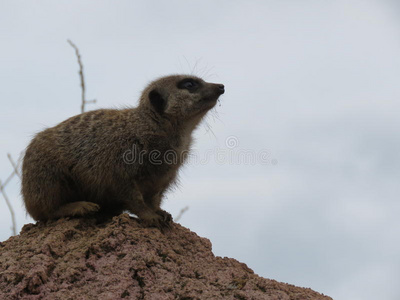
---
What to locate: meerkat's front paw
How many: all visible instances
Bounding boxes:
[140,210,172,230]
[156,209,173,223]
[139,212,164,228]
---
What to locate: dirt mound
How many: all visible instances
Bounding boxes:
[0,214,332,299]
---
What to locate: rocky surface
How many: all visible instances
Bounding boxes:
[0,214,332,299]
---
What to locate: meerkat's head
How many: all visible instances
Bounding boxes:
[139,75,225,121]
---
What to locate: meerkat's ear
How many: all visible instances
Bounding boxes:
[148,89,166,114]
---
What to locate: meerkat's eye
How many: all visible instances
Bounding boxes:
[177,79,200,91]
[183,80,196,88]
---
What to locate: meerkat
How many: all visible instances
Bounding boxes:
[21,75,225,228]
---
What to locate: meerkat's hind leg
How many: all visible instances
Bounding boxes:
[52,201,100,219]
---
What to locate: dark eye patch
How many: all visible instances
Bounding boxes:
[177,78,201,91]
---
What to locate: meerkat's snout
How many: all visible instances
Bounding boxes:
[209,83,225,99]
[201,82,225,105]
[209,83,225,96]
[217,84,225,94]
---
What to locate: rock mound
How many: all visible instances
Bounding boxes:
[0,214,332,299]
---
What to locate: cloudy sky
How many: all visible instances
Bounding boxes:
[1,1,400,299]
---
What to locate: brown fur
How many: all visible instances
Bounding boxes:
[22,75,224,228]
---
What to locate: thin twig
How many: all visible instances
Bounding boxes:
[0,180,17,236]
[175,206,189,222]
[67,39,96,113]
[2,170,17,188]
[85,99,97,105]
[7,153,21,178]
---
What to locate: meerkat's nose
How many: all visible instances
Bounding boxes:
[217,84,225,94]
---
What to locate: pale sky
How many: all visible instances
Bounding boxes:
[1,1,400,299]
